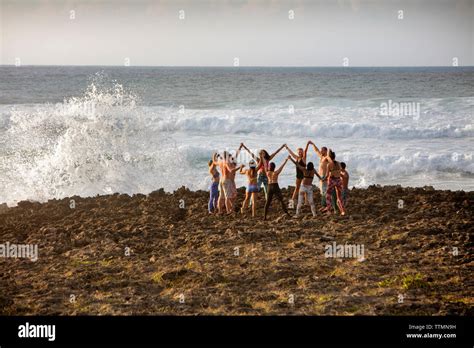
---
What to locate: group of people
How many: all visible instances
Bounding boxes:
[208,141,349,219]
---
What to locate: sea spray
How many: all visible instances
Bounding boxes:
[0,77,187,205]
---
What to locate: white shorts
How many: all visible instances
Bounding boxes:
[299,184,313,195]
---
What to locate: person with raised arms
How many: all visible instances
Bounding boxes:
[240,143,286,201]
[264,157,291,220]
[284,143,309,208]
[288,155,321,217]
[215,144,243,215]
[307,140,331,211]
[239,159,258,217]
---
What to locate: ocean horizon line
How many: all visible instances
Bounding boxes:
[1,64,473,69]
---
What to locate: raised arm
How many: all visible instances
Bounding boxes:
[275,157,289,174]
[304,142,310,161]
[232,164,244,174]
[211,152,220,166]
[308,140,322,158]
[269,144,286,160]
[241,143,257,160]
[234,143,244,159]
[285,145,298,160]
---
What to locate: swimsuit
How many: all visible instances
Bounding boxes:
[247,183,258,193]
[296,159,305,179]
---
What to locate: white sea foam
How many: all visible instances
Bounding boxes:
[0,82,472,205]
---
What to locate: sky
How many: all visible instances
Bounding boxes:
[1,0,473,67]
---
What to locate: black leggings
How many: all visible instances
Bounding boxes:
[264,183,288,219]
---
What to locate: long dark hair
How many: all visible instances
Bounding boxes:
[329,150,339,168]
[261,150,270,161]
[307,162,314,171]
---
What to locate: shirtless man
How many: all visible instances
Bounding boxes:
[340,162,349,208]
[308,141,329,210]
[264,157,291,220]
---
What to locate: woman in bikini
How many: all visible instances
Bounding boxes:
[288,155,321,217]
[264,157,291,220]
[239,159,259,217]
[325,150,346,216]
[240,143,286,200]
[208,153,220,214]
[285,143,309,207]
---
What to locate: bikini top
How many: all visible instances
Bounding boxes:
[212,169,220,178]
[257,160,271,171]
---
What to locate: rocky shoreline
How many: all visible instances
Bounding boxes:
[0,185,472,315]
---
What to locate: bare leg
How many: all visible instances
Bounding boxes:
[241,192,249,214]
[225,195,233,214]
[251,193,256,217]
[335,186,345,215]
[292,179,302,201]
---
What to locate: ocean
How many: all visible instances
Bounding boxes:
[0,66,473,205]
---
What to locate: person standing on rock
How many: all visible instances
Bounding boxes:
[288,155,321,217]
[340,162,350,209]
[215,145,243,215]
[264,157,291,220]
[239,159,259,217]
[208,152,220,214]
[325,150,346,216]
[240,143,286,201]
[284,143,309,208]
[308,141,330,211]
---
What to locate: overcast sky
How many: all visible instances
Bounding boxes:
[1,0,473,66]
